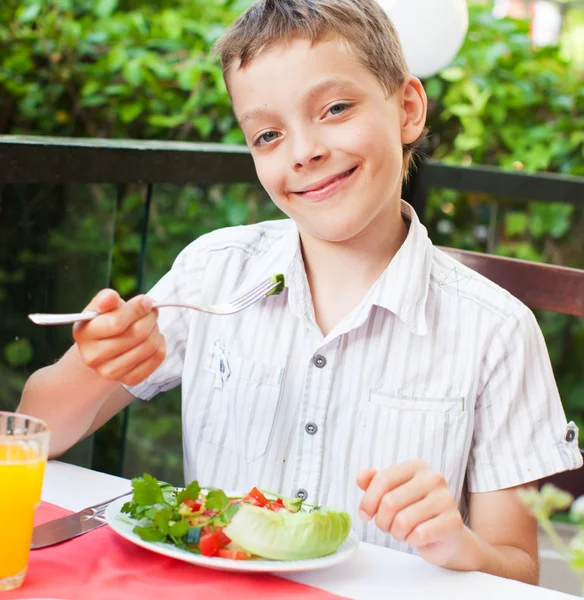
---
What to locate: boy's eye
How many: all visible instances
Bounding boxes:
[327,103,350,116]
[254,131,280,146]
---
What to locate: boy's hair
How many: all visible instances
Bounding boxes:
[214,0,426,178]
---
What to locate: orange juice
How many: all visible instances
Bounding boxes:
[0,444,46,581]
[0,411,49,592]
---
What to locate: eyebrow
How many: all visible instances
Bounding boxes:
[237,78,360,127]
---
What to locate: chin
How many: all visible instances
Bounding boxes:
[300,216,370,244]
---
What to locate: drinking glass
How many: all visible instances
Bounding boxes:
[0,411,50,591]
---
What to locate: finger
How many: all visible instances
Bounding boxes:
[388,486,453,542]
[406,508,463,550]
[73,289,122,337]
[359,460,427,521]
[90,288,123,313]
[90,325,165,382]
[78,310,160,368]
[77,294,155,341]
[357,469,377,491]
[375,470,447,533]
[118,333,167,387]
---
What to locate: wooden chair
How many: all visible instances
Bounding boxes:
[439,246,584,496]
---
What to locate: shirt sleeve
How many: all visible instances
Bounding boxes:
[123,240,205,401]
[467,304,582,493]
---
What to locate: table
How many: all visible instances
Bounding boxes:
[42,461,577,600]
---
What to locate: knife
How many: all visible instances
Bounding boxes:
[31,491,132,549]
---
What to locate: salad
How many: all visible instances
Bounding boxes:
[121,473,351,561]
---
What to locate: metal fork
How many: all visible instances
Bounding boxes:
[28,274,285,326]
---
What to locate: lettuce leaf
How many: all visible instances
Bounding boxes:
[224,504,351,560]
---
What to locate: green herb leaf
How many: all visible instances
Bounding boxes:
[205,489,229,512]
[176,480,201,505]
[211,502,240,527]
[153,507,173,535]
[133,525,167,542]
[169,521,189,537]
[132,474,166,506]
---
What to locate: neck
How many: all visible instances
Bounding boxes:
[300,204,408,291]
[299,202,409,336]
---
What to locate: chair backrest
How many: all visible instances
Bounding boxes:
[438,246,584,495]
[438,246,584,317]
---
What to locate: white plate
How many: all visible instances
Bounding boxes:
[105,496,359,573]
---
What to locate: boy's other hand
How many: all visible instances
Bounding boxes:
[72,289,166,387]
[357,461,465,567]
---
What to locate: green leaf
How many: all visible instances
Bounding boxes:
[169,521,189,537]
[449,104,475,118]
[211,502,240,527]
[123,58,144,86]
[193,116,213,138]
[454,134,482,152]
[3,338,33,367]
[505,212,529,237]
[119,103,142,123]
[424,77,443,100]
[133,526,167,542]
[205,489,229,512]
[153,507,172,535]
[17,4,41,23]
[176,480,201,505]
[94,0,118,19]
[440,66,465,82]
[148,114,187,128]
[132,474,166,506]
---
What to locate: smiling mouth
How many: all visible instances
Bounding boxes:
[295,167,358,194]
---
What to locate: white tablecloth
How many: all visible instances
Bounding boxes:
[41,461,577,600]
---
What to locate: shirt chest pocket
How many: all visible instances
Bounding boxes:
[200,344,285,463]
[367,390,466,475]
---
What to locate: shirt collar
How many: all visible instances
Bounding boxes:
[368,201,432,335]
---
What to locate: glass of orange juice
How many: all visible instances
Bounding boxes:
[0,411,50,591]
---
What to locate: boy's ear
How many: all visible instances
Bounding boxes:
[400,76,427,145]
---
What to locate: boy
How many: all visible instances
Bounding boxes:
[20,0,581,584]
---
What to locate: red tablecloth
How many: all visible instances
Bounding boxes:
[5,502,350,600]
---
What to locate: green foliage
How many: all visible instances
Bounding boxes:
[0,0,250,141]
[426,7,584,175]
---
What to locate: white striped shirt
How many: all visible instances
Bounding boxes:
[128,201,582,554]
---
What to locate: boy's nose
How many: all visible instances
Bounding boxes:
[291,134,330,170]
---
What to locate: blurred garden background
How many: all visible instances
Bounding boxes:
[1,0,583,484]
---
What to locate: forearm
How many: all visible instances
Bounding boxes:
[444,526,539,585]
[18,345,119,457]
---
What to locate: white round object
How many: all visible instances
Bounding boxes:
[377,0,469,78]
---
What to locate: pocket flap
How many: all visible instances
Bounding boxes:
[205,341,285,387]
[369,390,464,414]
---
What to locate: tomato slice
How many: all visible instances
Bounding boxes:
[183,498,201,512]
[247,487,268,507]
[217,549,250,560]
[265,501,284,512]
[199,532,222,557]
[217,527,231,547]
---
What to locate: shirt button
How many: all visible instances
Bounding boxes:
[566,429,576,443]
[305,421,318,435]
[313,355,327,368]
[295,488,308,500]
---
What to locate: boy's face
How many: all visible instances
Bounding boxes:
[228,37,426,244]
